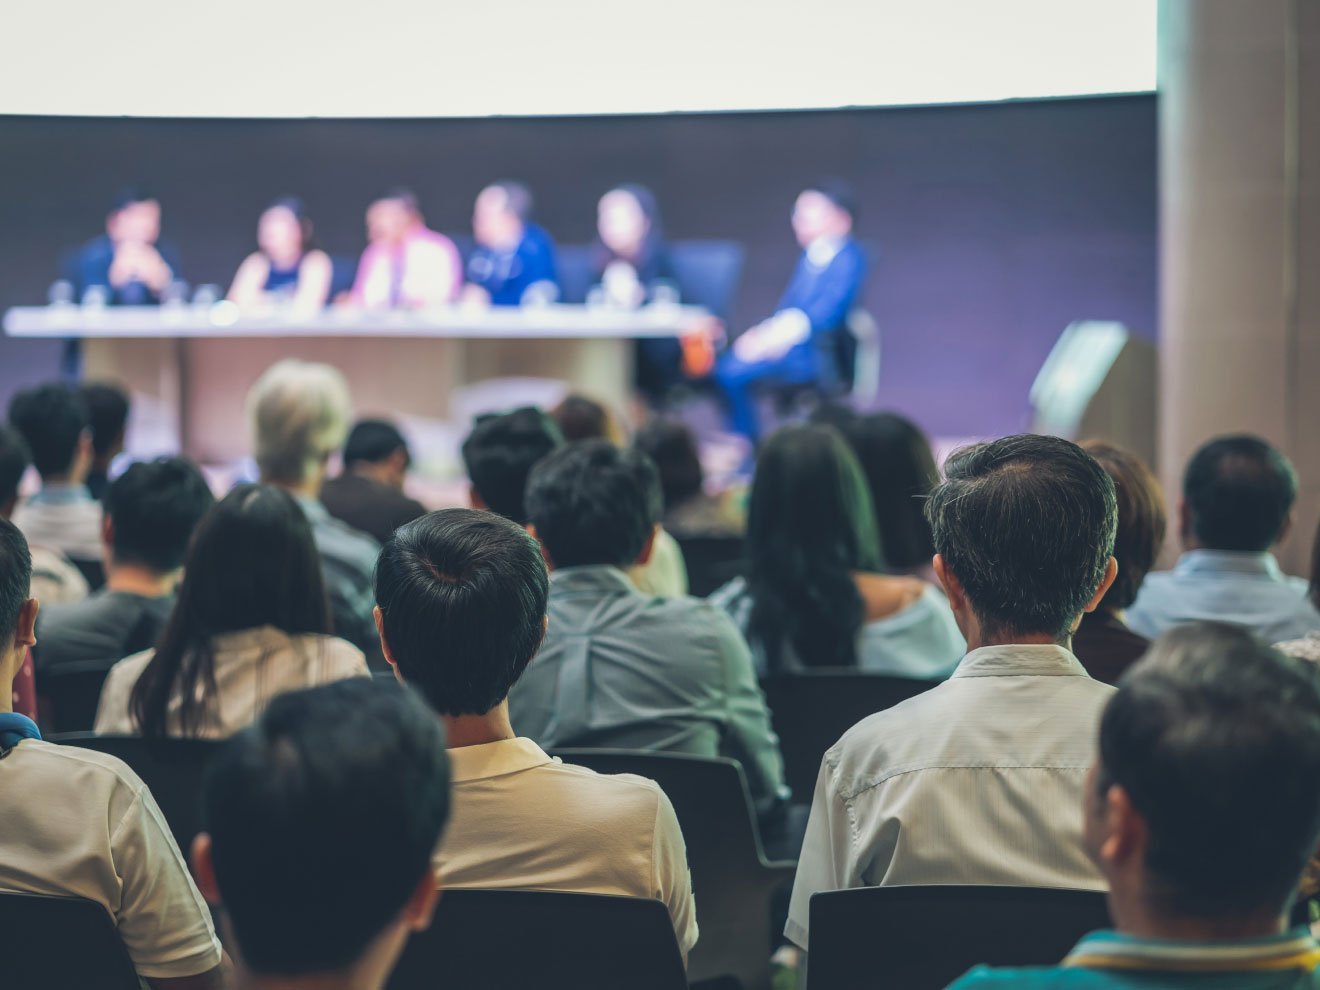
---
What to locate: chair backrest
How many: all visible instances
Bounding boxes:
[0,890,141,989]
[808,885,1111,990]
[760,671,938,800]
[388,888,687,990]
[670,240,746,319]
[674,534,745,599]
[37,657,120,734]
[555,244,595,304]
[52,733,224,854]
[69,557,106,592]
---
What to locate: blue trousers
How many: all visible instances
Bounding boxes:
[715,344,825,441]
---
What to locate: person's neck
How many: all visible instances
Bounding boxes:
[443,702,516,749]
[41,472,84,489]
[962,629,1065,652]
[350,462,398,490]
[1110,890,1288,942]
[268,475,323,501]
[106,562,176,598]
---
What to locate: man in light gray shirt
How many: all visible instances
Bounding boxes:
[787,435,1120,950]
[1128,434,1320,644]
[510,440,789,818]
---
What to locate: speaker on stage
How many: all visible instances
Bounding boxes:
[1029,321,1157,467]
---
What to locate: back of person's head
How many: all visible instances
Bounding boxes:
[460,408,563,524]
[375,508,549,716]
[343,419,410,469]
[550,394,626,445]
[247,359,351,484]
[525,440,660,570]
[925,434,1117,641]
[7,383,88,479]
[0,518,31,650]
[130,484,331,737]
[0,427,31,516]
[1083,441,1168,612]
[197,678,450,977]
[1183,434,1296,552]
[1097,623,1320,919]
[78,382,130,462]
[634,418,704,511]
[103,457,215,574]
[746,424,883,669]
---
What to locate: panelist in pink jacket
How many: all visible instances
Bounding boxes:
[349,189,461,309]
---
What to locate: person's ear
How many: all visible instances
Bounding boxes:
[468,485,487,511]
[634,525,660,568]
[1083,557,1119,615]
[526,523,555,570]
[1097,782,1145,872]
[1177,499,1193,546]
[404,871,440,933]
[15,599,38,652]
[101,514,114,552]
[1278,510,1295,548]
[373,605,400,677]
[932,555,963,610]
[191,833,221,905]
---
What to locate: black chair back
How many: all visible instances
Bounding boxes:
[553,748,794,990]
[555,244,595,304]
[808,885,1111,990]
[670,240,745,319]
[37,657,119,734]
[69,557,106,592]
[0,891,140,989]
[675,534,744,598]
[388,888,687,990]
[760,671,938,801]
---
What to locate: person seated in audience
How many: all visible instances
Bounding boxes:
[513,441,788,818]
[0,425,87,607]
[551,392,629,445]
[374,508,698,957]
[95,484,368,737]
[463,181,559,306]
[320,418,426,545]
[193,678,451,990]
[712,424,963,677]
[712,181,867,441]
[461,406,564,524]
[8,382,104,565]
[1072,441,1168,684]
[349,188,461,309]
[227,196,333,314]
[950,622,1320,989]
[247,359,381,654]
[634,418,745,542]
[79,381,130,500]
[0,518,227,987]
[786,434,1120,950]
[65,187,181,306]
[1275,520,1320,662]
[36,457,214,675]
[1128,434,1320,643]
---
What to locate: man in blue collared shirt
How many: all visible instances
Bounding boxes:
[950,622,1320,989]
[463,181,559,307]
[1128,435,1320,643]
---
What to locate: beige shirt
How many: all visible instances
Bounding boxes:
[628,527,689,598]
[0,739,221,979]
[436,737,699,955]
[29,544,90,606]
[94,626,369,737]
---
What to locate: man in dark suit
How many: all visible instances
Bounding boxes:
[320,419,426,546]
[66,188,182,306]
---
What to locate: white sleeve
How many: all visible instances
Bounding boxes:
[652,789,699,958]
[784,755,856,951]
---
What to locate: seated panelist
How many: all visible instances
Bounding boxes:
[227,197,332,314]
[462,181,559,306]
[349,189,462,309]
[66,187,181,305]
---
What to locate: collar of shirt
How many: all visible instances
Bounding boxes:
[951,643,1089,679]
[1174,550,1287,581]
[806,235,846,268]
[1063,928,1320,973]
[447,737,556,784]
[26,483,94,506]
[0,712,41,750]
[295,494,333,524]
[549,565,638,596]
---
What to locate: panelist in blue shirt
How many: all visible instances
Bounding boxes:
[715,181,866,440]
[65,188,181,306]
[463,181,559,307]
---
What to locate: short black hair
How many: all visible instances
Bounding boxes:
[111,186,154,212]
[0,518,31,645]
[460,408,563,524]
[804,179,858,222]
[1099,623,1320,918]
[104,457,215,573]
[202,678,450,976]
[0,427,31,508]
[551,394,614,444]
[380,187,421,215]
[78,382,130,458]
[634,418,704,510]
[343,419,410,469]
[1084,441,1168,611]
[488,180,533,221]
[925,434,1117,640]
[375,508,549,716]
[1183,435,1296,552]
[8,383,87,478]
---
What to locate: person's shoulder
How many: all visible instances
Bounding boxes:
[300,633,368,673]
[7,739,150,801]
[947,965,1088,988]
[543,760,668,815]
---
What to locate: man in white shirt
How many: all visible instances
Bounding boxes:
[0,517,226,987]
[787,434,1120,950]
[373,507,698,958]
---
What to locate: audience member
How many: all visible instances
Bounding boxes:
[193,678,451,990]
[79,381,130,500]
[712,424,963,677]
[96,484,368,737]
[714,181,867,440]
[247,359,381,654]
[0,517,226,987]
[1129,434,1320,643]
[1276,520,1320,663]
[634,417,744,541]
[950,623,1320,989]
[551,392,628,445]
[461,406,564,524]
[36,457,214,674]
[349,189,461,309]
[320,418,426,545]
[513,441,788,817]
[65,187,181,306]
[786,434,1119,949]
[0,424,87,606]
[1073,441,1168,684]
[8,382,102,563]
[227,196,333,314]
[374,508,697,956]
[464,181,559,306]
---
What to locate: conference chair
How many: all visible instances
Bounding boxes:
[759,671,938,801]
[807,886,1111,990]
[670,241,746,319]
[36,656,120,734]
[0,890,140,989]
[553,748,795,990]
[675,533,745,598]
[388,888,687,990]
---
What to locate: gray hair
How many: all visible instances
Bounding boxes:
[247,360,351,484]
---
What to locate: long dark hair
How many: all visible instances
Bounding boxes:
[745,425,884,670]
[591,184,665,277]
[130,484,332,737]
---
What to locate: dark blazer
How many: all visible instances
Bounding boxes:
[320,474,426,547]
